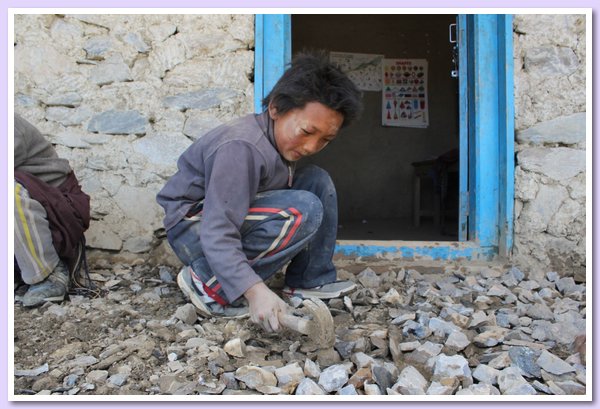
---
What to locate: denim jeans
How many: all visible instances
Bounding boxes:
[167,165,338,304]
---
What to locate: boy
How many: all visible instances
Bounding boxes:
[157,52,363,332]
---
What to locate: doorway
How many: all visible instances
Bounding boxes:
[292,15,460,241]
[254,14,514,260]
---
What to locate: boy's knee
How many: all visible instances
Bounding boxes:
[292,190,323,231]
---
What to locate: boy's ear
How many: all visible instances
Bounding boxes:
[268,103,279,120]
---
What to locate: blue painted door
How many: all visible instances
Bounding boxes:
[457,14,469,242]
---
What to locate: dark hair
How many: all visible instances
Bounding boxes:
[262,51,363,128]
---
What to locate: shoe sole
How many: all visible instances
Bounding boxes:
[283,282,358,300]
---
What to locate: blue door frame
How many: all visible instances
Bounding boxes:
[254,14,514,261]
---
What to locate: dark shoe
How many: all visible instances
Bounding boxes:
[177,266,249,318]
[22,261,69,307]
[282,280,357,299]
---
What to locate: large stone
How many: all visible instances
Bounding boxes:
[508,347,542,378]
[536,350,576,375]
[175,304,197,326]
[318,364,349,393]
[295,378,325,395]
[524,46,579,77]
[431,354,472,384]
[90,54,133,86]
[275,363,305,387]
[163,88,240,111]
[517,147,585,181]
[84,222,122,251]
[132,132,191,167]
[84,36,113,60]
[517,113,586,146]
[88,110,148,135]
[392,365,428,394]
[183,115,224,140]
[234,366,277,390]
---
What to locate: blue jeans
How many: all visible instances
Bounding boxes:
[167,165,338,304]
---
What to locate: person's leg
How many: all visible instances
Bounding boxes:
[284,165,338,288]
[14,181,60,284]
[168,189,323,306]
[14,181,69,306]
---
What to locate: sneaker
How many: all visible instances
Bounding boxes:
[177,266,249,319]
[282,280,357,300]
[22,261,69,307]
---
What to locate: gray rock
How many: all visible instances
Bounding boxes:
[223,338,246,358]
[84,36,113,59]
[107,373,128,387]
[88,110,148,135]
[163,88,239,111]
[537,350,575,375]
[431,354,472,384]
[405,341,443,365]
[371,363,397,391]
[472,364,501,385]
[235,366,277,390]
[43,91,83,107]
[428,317,461,335]
[356,268,382,288]
[90,55,133,86]
[295,378,325,395]
[455,383,501,395]
[174,303,197,325]
[275,362,304,387]
[338,384,358,395]
[517,147,585,181]
[392,365,428,394]
[183,115,224,140]
[123,32,150,53]
[303,359,321,378]
[474,327,508,347]
[526,303,555,321]
[318,364,349,393]
[497,366,529,393]
[445,331,470,351]
[427,380,458,395]
[517,112,585,146]
[508,347,542,378]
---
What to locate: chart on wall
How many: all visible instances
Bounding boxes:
[330,52,384,92]
[382,58,429,128]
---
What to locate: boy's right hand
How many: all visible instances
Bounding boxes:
[244,281,289,332]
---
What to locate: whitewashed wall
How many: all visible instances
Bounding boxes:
[14,14,255,265]
[512,14,586,281]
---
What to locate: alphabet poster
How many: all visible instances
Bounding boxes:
[330,52,383,91]
[382,58,429,128]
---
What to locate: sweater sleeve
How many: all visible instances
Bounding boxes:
[199,141,265,302]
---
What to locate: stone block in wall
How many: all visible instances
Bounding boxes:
[547,198,584,239]
[42,91,83,107]
[133,132,192,167]
[524,46,579,77]
[49,131,93,149]
[85,221,123,251]
[112,185,163,230]
[517,147,585,181]
[163,88,240,112]
[84,36,114,60]
[516,184,568,233]
[148,35,187,78]
[90,54,133,86]
[88,110,148,135]
[15,45,80,86]
[183,115,224,140]
[516,113,585,146]
[45,106,93,126]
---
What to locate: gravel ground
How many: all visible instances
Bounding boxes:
[13,256,587,396]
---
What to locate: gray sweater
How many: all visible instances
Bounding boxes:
[157,112,291,301]
[14,114,72,187]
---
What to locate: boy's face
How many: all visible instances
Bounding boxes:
[269,102,343,162]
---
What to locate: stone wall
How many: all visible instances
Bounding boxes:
[512,15,586,280]
[13,14,587,276]
[14,14,255,264]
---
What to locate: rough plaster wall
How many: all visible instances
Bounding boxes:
[512,15,586,280]
[14,14,255,265]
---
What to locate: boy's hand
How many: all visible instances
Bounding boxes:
[244,281,289,332]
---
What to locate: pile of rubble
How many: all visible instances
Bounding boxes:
[13,260,587,396]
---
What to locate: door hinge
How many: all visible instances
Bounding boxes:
[449,23,459,78]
